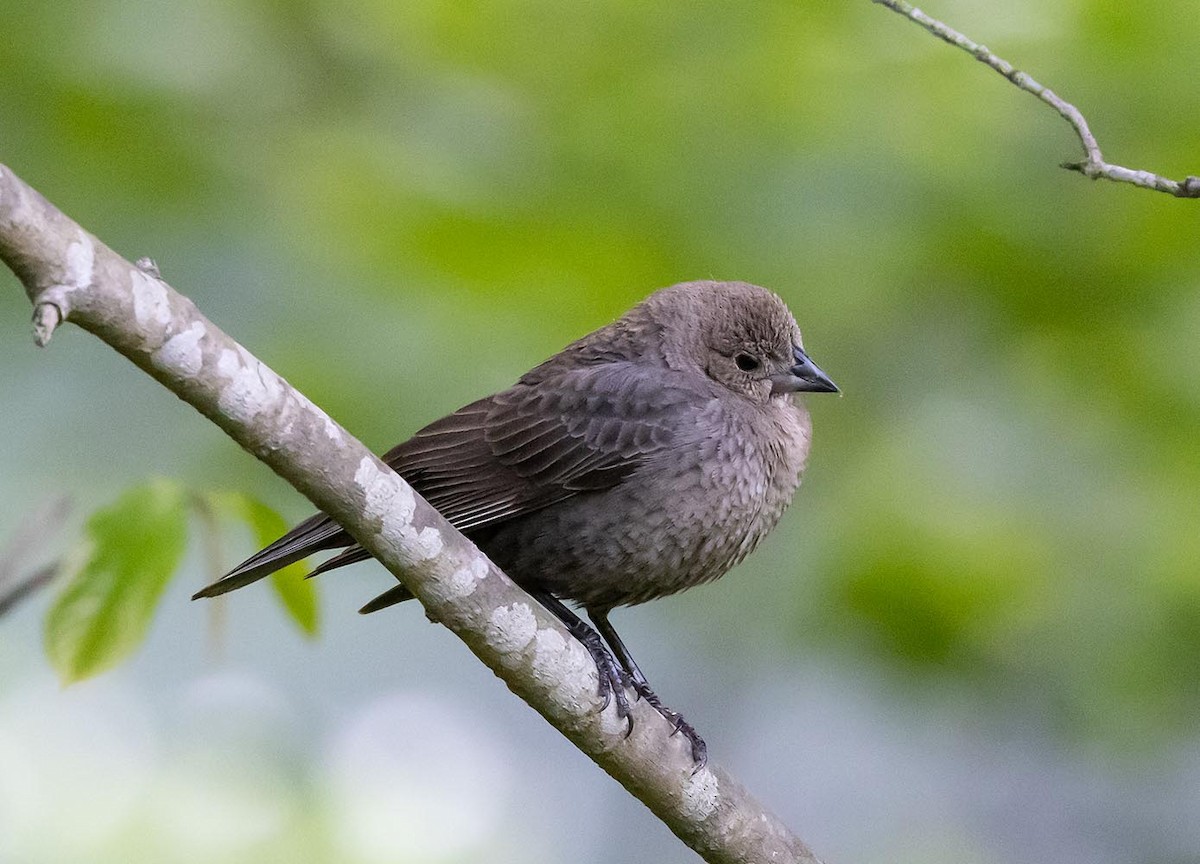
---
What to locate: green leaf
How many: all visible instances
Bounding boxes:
[205,491,318,638]
[45,479,188,683]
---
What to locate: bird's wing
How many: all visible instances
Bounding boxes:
[394,363,689,530]
[193,363,698,601]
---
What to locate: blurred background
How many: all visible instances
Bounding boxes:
[2,1,1199,862]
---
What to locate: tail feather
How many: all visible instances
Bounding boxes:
[306,544,373,579]
[192,512,348,599]
[358,583,416,614]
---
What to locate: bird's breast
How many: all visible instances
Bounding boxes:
[666,398,811,584]
[486,397,812,610]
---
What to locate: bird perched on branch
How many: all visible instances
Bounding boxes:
[194,280,837,765]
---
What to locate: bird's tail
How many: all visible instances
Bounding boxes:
[191,511,349,599]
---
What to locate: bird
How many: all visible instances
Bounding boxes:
[193,280,837,765]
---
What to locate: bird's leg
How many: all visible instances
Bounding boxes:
[529,591,634,736]
[588,609,708,769]
[587,608,650,691]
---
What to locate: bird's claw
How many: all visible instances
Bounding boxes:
[578,628,635,734]
[560,603,706,765]
[631,679,707,769]
[675,717,707,771]
[600,667,634,737]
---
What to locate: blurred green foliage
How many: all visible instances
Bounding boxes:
[2,0,1199,756]
[41,482,315,683]
[45,480,188,682]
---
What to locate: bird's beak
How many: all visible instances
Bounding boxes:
[770,346,839,395]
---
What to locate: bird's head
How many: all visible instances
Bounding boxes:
[648,281,838,403]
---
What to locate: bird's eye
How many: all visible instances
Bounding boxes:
[734,353,760,372]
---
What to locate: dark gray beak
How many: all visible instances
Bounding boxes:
[770,346,839,395]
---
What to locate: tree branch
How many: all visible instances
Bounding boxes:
[0,164,822,864]
[874,0,1200,198]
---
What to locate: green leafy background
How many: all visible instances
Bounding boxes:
[2,2,1198,862]
[45,480,189,682]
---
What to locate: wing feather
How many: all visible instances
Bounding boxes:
[195,363,700,602]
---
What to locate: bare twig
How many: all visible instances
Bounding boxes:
[874,0,1200,198]
[0,164,822,864]
[0,497,71,619]
[0,562,60,618]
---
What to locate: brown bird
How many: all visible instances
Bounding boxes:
[194,280,837,765]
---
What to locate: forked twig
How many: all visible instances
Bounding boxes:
[875,0,1200,198]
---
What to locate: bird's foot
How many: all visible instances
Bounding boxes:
[577,628,635,737]
[630,679,707,770]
